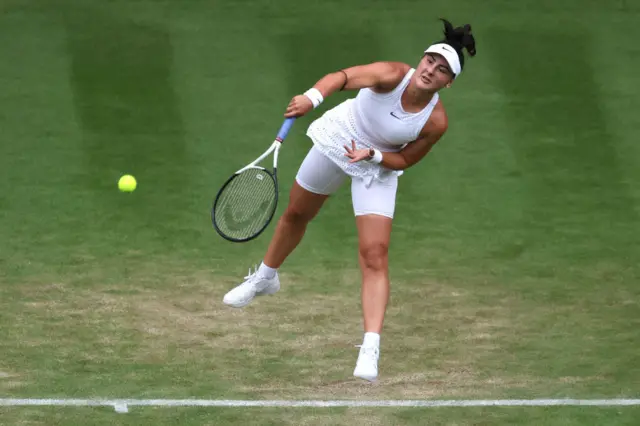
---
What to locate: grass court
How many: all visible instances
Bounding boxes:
[1,0,639,424]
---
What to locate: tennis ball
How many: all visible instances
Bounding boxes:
[118,174,137,192]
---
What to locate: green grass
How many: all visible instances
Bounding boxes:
[2,406,640,426]
[1,0,639,424]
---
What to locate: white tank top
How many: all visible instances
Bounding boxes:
[306,68,439,184]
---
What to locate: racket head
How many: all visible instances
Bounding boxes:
[211,166,279,243]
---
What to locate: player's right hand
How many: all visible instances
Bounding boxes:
[284,95,313,118]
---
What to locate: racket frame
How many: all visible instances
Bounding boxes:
[211,118,295,243]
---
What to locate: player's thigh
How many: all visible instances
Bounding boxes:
[355,214,393,268]
[351,176,397,267]
[287,146,347,221]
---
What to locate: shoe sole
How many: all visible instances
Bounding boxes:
[223,298,252,308]
[224,284,280,308]
[354,372,377,382]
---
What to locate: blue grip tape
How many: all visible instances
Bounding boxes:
[276,117,296,141]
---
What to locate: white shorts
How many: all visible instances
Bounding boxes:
[295,146,398,219]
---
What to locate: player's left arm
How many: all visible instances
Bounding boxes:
[376,110,448,171]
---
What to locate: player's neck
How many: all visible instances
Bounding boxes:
[402,82,435,112]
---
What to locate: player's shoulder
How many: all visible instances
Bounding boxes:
[431,102,448,132]
[381,61,412,73]
[375,61,412,91]
[381,61,412,78]
[421,101,449,138]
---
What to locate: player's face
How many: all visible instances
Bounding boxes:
[415,53,454,91]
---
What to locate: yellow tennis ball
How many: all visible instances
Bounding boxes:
[118,174,137,192]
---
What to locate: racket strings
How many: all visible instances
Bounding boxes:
[214,169,277,240]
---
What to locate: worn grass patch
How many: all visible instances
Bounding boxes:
[0,265,618,401]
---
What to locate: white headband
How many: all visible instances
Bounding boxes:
[424,43,461,78]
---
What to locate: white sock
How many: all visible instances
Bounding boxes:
[258,261,277,279]
[362,332,380,348]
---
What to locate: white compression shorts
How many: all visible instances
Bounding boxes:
[295,146,398,219]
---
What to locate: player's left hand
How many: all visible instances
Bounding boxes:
[343,140,371,163]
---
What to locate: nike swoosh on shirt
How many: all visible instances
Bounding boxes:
[389,112,402,120]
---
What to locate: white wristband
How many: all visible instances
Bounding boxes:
[303,88,324,108]
[366,148,383,164]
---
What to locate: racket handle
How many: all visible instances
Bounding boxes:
[276,117,296,142]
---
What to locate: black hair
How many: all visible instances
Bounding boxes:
[437,18,476,72]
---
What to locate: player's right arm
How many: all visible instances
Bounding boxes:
[285,61,410,118]
[336,62,411,93]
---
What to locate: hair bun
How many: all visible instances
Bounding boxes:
[440,18,476,57]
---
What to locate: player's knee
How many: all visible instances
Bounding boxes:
[282,204,315,225]
[359,242,389,272]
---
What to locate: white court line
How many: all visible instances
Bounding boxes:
[1,398,640,413]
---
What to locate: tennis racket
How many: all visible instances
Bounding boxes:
[212,117,296,242]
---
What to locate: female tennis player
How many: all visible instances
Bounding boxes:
[223,19,476,381]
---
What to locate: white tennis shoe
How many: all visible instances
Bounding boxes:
[223,266,280,308]
[353,344,379,382]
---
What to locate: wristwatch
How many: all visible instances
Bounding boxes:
[367,148,375,159]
